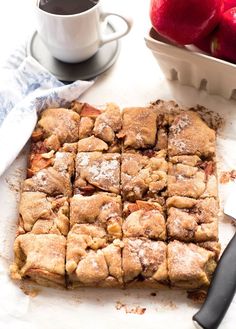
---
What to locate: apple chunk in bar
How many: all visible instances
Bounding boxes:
[23,152,75,197]
[166,196,218,242]
[10,234,66,287]
[168,241,218,289]
[18,192,69,236]
[123,200,166,240]
[122,238,168,288]
[71,101,122,152]
[31,107,80,152]
[66,224,123,288]
[70,193,122,240]
[167,155,217,199]
[121,150,168,201]
[74,152,120,195]
[168,111,216,158]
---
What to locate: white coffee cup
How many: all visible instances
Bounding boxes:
[34,0,132,63]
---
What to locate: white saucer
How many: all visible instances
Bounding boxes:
[27,23,121,82]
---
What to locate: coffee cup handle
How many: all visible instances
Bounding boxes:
[99,12,133,46]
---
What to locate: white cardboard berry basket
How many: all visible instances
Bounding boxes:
[145,28,236,100]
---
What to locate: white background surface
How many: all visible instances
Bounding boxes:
[0,1,236,328]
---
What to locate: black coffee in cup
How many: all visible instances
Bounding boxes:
[39,0,98,15]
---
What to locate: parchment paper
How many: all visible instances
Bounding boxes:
[1,80,236,329]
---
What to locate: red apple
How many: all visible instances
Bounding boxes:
[194,31,215,53]
[223,0,236,11]
[150,0,223,45]
[211,8,236,63]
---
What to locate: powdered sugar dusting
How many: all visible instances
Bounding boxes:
[170,115,190,135]
[35,170,47,184]
[176,174,185,181]
[88,160,119,184]
[101,202,113,211]
[139,249,150,267]
[96,122,108,134]
[169,139,188,152]
[101,202,119,218]
[90,257,99,270]
[78,153,90,166]
[136,133,143,143]
[55,152,64,160]
[170,241,209,274]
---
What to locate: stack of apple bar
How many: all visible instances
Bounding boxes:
[10,100,220,290]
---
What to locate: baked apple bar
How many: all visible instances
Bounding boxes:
[167,156,217,199]
[70,193,122,240]
[123,200,166,240]
[122,238,168,288]
[66,224,123,288]
[23,151,75,197]
[31,107,80,152]
[18,192,69,236]
[74,152,120,195]
[121,150,168,201]
[71,101,122,152]
[120,107,159,150]
[10,234,66,287]
[166,196,218,242]
[168,240,218,289]
[168,110,216,158]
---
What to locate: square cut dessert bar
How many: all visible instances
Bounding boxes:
[70,193,122,240]
[31,107,80,152]
[123,200,166,240]
[28,147,75,178]
[119,106,168,151]
[166,196,218,242]
[121,150,168,201]
[18,192,69,236]
[10,234,66,288]
[74,152,120,195]
[168,240,219,289]
[120,106,158,150]
[168,110,216,158]
[167,155,217,199]
[71,101,122,152]
[23,151,75,197]
[66,224,123,288]
[122,238,168,288]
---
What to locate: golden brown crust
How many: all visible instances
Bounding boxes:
[121,107,158,149]
[166,197,218,242]
[18,192,69,236]
[122,238,168,287]
[74,152,120,195]
[66,224,123,288]
[10,234,66,287]
[37,107,80,148]
[70,193,122,240]
[167,159,217,199]
[123,201,166,240]
[23,152,74,197]
[77,102,122,150]
[168,111,216,158]
[121,151,168,201]
[168,241,217,289]
[12,100,220,291]
[77,136,108,152]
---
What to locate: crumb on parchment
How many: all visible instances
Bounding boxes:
[187,290,207,304]
[220,170,236,184]
[115,301,146,314]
